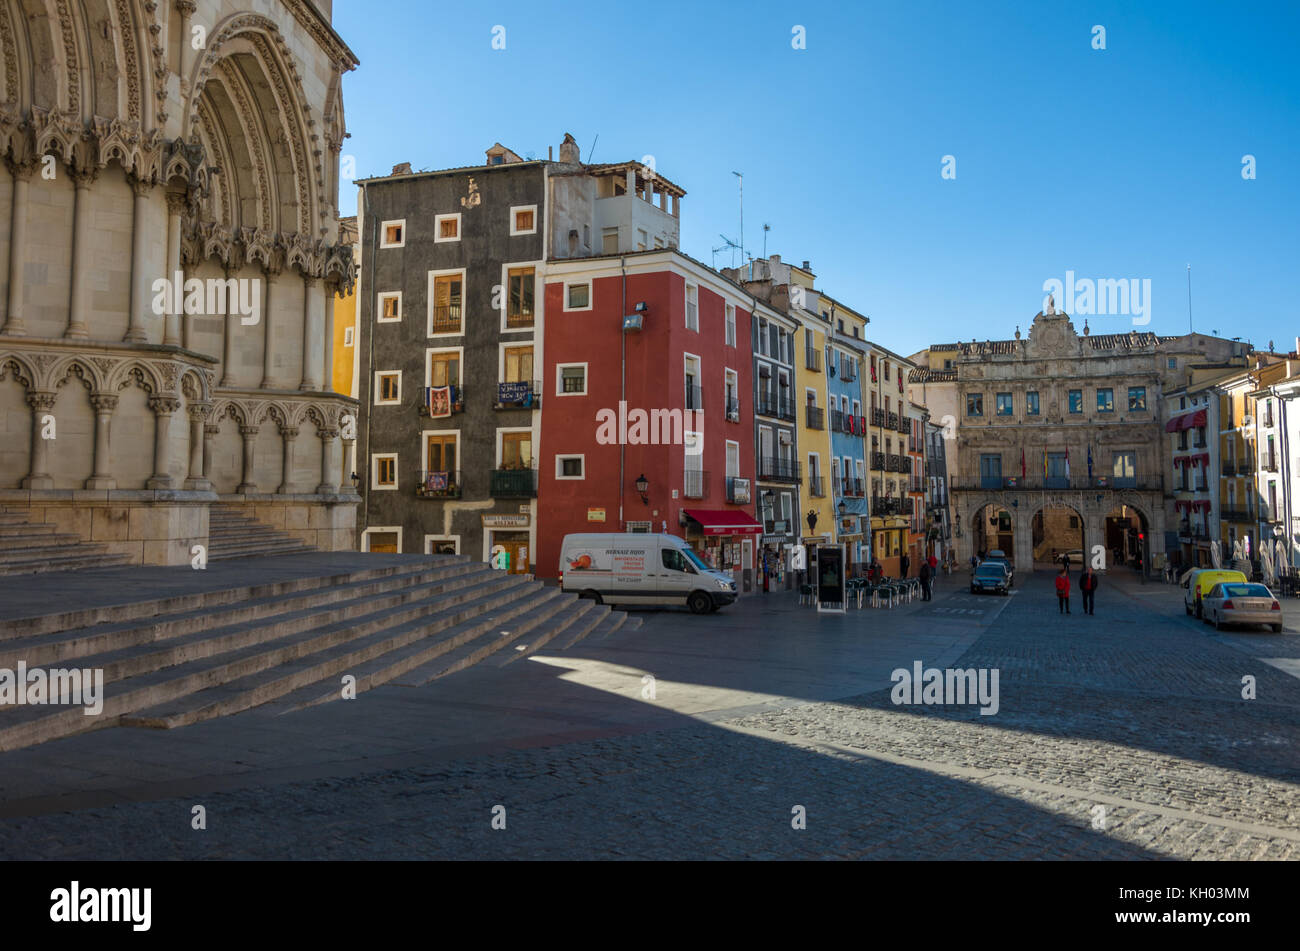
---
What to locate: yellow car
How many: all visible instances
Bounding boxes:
[1183,568,1248,619]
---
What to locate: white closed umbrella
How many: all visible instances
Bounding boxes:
[1211,540,1222,568]
[1276,537,1289,571]
[1260,544,1274,586]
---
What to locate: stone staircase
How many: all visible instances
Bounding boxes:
[0,506,134,576]
[0,557,640,751]
[207,504,316,560]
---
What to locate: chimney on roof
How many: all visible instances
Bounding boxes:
[771,254,781,264]
[559,133,580,164]
[802,260,810,270]
[391,162,412,176]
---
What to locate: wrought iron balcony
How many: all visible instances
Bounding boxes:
[808,476,826,498]
[805,405,825,430]
[489,468,538,498]
[416,470,462,499]
[430,303,462,334]
[683,469,710,500]
[871,408,886,427]
[758,457,801,483]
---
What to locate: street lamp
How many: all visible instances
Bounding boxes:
[635,473,649,505]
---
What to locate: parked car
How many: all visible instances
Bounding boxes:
[559,532,737,614]
[1182,568,1248,619]
[1202,582,1283,632]
[970,563,1010,595]
[981,550,1015,586]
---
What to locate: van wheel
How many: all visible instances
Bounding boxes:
[579,590,602,605]
[1195,601,1203,619]
[687,591,712,615]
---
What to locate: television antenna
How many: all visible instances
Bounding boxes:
[762,223,770,259]
[716,233,741,269]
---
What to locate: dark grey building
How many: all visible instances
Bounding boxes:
[355,145,544,569]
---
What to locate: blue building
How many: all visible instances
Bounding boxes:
[827,334,870,569]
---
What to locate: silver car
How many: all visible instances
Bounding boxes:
[1202,582,1284,633]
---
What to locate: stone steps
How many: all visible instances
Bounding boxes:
[206,504,316,560]
[0,556,639,751]
[0,506,134,576]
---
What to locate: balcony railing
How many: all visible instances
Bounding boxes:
[955,476,1164,492]
[757,394,796,420]
[871,408,886,427]
[1264,457,1279,473]
[844,477,864,497]
[489,468,538,498]
[431,303,462,334]
[887,453,901,472]
[725,397,741,422]
[1238,458,1255,473]
[897,417,910,434]
[873,497,903,516]
[420,385,465,416]
[808,476,825,498]
[416,470,462,499]
[684,384,703,411]
[805,350,822,372]
[805,405,825,430]
[887,412,899,430]
[758,457,801,483]
[726,477,751,505]
[830,409,845,432]
[871,451,885,470]
[1220,506,1253,523]
[494,381,540,410]
[683,469,709,499]
[1222,462,1237,476]
[505,308,535,329]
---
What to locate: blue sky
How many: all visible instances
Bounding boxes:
[333,0,1299,357]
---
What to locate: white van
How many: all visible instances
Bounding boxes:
[559,532,737,614]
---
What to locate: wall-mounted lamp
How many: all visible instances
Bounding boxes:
[635,473,649,505]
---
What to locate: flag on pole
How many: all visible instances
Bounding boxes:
[1021,448,1026,479]
[1065,447,1071,480]
[1087,445,1093,479]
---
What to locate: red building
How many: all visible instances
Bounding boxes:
[537,250,761,588]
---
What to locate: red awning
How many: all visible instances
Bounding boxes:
[1174,499,1190,512]
[683,509,764,536]
[1165,408,1208,433]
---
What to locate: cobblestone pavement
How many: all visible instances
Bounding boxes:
[0,570,1296,859]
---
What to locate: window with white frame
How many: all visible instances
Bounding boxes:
[377,291,402,323]
[509,205,537,236]
[371,453,398,490]
[565,280,591,311]
[556,363,587,396]
[725,304,736,347]
[725,368,739,420]
[374,371,401,406]
[555,454,585,480]
[434,213,461,242]
[726,441,740,479]
[601,227,619,254]
[685,283,699,331]
[379,220,405,249]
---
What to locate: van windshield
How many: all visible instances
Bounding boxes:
[683,547,709,571]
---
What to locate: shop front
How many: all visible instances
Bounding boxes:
[760,530,794,591]
[683,509,764,594]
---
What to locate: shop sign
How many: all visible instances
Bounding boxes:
[587,508,606,522]
[483,514,529,528]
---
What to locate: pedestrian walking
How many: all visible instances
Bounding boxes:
[928,552,938,575]
[1055,566,1071,614]
[1061,550,1071,572]
[919,560,933,601]
[1080,566,1098,615]
[900,553,910,578]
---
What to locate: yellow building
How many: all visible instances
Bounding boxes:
[1218,371,1258,561]
[789,264,837,546]
[331,215,360,398]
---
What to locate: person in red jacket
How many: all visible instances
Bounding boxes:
[1055,566,1071,614]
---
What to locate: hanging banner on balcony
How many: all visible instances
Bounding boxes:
[426,471,449,492]
[427,386,452,418]
[729,478,751,505]
[498,382,532,406]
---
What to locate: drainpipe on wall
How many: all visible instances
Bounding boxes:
[619,256,626,530]
[360,182,377,542]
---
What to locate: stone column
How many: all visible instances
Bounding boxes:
[124,177,154,343]
[237,424,258,493]
[64,167,99,340]
[260,267,281,389]
[176,1,197,94]
[164,192,186,347]
[343,434,358,495]
[3,161,34,336]
[202,421,219,484]
[316,427,338,495]
[299,278,323,391]
[322,283,336,395]
[278,427,298,494]
[146,396,180,489]
[184,402,212,490]
[220,264,240,386]
[21,392,57,488]
[85,394,118,490]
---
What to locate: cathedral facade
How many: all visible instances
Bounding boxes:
[0,0,359,563]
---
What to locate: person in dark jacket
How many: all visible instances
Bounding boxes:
[1055,567,1071,614]
[919,560,933,601]
[1079,567,1099,615]
[900,554,910,578]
